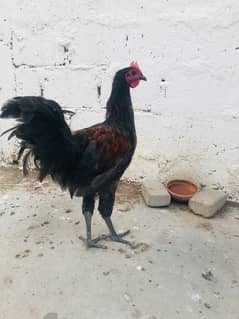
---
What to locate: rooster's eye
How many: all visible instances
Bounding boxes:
[132,70,136,76]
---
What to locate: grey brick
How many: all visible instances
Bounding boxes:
[189,190,228,218]
[142,180,171,207]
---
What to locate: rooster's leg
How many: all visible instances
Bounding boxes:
[103,217,132,246]
[82,195,107,249]
[97,184,132,247]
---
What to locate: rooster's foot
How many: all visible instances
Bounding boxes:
[79,236,107,249]
[110,234,132,246]
[92,230,132,246]
[87,239,107,249]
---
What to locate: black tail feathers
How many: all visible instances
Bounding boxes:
[1,96,77,184]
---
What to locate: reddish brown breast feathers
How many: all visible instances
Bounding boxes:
[86,126,131,161]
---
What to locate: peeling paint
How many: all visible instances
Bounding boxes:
[97,85,101,99]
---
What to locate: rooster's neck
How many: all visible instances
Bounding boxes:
[105,78,136,145]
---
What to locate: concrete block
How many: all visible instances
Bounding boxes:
[0,119,19,165]
[0,45,15,104]
[142,180,171,207]
[189,190,228,218]
[41,67,101,109]
[13,31,65,66]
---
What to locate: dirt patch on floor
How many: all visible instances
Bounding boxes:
[0,167,25,189]
[0,167,143,209]
[116,180,143,209]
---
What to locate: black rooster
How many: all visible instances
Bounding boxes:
[0,62,147,249]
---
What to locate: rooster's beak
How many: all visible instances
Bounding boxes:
[140,74,147,81]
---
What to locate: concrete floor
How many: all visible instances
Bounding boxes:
[0,168,238,319]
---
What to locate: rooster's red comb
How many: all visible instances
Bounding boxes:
[130,61,142,73]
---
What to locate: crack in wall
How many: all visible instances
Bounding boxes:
[9,32,17,94]
[12,62,68,69]
[39,83,44,97]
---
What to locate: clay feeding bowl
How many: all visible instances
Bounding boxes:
[166,179,198,202]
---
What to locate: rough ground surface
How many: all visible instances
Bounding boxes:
[0,168,238,319]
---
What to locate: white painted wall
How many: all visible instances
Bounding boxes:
[0,0,239,200]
